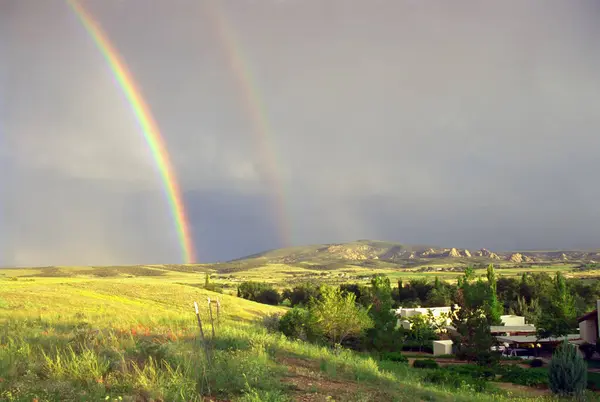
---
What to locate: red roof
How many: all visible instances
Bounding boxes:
[577,310,598,323]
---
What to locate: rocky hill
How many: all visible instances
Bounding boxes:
[230,239,600,267]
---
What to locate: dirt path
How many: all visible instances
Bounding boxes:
[276,355,390,402]
[495,382,550,397]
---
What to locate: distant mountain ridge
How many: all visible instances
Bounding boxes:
[229,239,600,265]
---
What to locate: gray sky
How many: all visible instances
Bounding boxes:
[2,0,600,267]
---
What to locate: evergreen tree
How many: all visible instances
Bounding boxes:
[450,268,498,366]
[364,275,400,351]
[548,340,587,397]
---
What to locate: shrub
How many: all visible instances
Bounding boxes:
[365,327,406,352]
[380,352,408,364]
[255,288,281,305]
[423,370,490,392]
[261,313,282,333]
[548,341,587,397]
[401,340,433,354]
[498,365,548,387]
[445,364,495,380]
[237,282,281,306]
[278,307,313,341]
[309,285,373,346]
[282,283,321,307]
[413,359,439,369]
[530,358,544,368]
[205,283,224,293]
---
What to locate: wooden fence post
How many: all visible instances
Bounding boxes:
[208,297,216,338]
[194,301,210,360]
[216,298,221,325]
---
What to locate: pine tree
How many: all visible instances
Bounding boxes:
[548,340,587,397]
[450,270,497,366]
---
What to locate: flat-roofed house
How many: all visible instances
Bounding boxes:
[577,300,600,344]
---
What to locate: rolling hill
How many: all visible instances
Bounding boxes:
[228,239,600,267]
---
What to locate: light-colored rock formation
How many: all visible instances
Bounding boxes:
[508,253,523,263]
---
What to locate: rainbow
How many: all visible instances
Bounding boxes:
[67,0,196,264]
[203,1,293,248]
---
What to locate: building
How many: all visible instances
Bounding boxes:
[394,306,453,330]
[446,315,535,336]
[490,325,537,336]
[496,334,581,349]
[577,300,600,344]
[500,315,526,326]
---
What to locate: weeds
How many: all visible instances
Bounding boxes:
[0,278,562,401]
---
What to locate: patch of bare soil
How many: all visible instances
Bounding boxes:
[495,382,550,397]
[277,356,385,402]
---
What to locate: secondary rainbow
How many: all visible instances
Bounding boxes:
[67,0,196,263]
[203,1,293,248]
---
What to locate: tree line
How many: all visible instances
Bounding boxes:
[235,266,594,398]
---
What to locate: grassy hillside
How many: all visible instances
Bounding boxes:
[0,271,570,401]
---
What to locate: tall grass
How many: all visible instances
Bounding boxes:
[0,277,572,401]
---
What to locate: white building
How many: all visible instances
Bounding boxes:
[394,306,454,330]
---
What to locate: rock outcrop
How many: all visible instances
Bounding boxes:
[421,248,437,257]
[324,244,379,260]
[463,249,472,257]
[508,253,523,263]
[478,248,500,259]
[445,248,461,257]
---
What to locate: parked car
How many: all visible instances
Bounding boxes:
[502,348,535,360]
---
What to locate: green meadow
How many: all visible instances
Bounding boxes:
[0,265,596,401]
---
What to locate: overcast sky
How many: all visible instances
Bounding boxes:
[2,0,600,267]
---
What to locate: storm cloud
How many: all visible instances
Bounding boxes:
[2,0,600,266]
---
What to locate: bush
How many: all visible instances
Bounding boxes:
[205,283,224,293]
[282,283,321,307]
[261,313,282,333]
[401,340,433,354]
[530,358,544,368]
[413,359,439,369]
[380,352,408,364]
[237,282,281,306]
[278,307,314,341]
[498,365,548,387]
[445,364,496,380]
[365,327,406,352]
[255,289,281,305]
[548,341,587,397]
[423,370,490,392]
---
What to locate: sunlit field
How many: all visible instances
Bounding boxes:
[0,267,595,401]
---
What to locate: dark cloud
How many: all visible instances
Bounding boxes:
[2,0,600,266]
